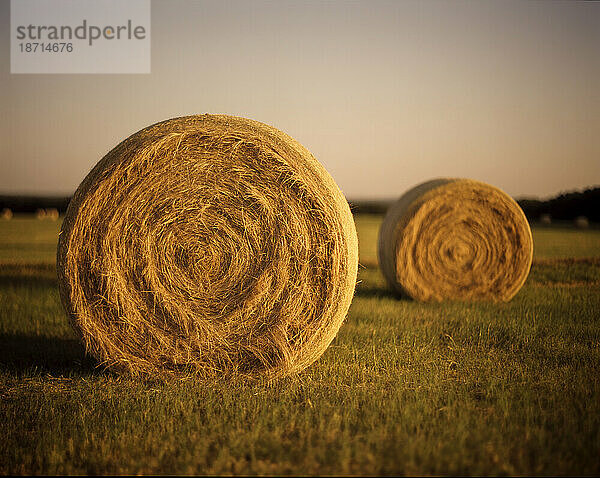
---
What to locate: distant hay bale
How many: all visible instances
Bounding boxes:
[1,208,12,220]
[45,208,59,221]
[574,216,589,229]
[57,114,358,379]
[378,178,533,302]
[35,208,46,219]
[539,213,552,225]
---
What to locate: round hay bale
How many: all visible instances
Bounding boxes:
[57,114,358,379]
[378,178,533,302]
[45,208,59,221]
[35,208,46,219]
[539,213,552,225]
[574,216,589,229]
[1,208,12,220]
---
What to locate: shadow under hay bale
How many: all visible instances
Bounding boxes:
[0,333,97,375]
[378,178,533,302]
[57,114,358,379]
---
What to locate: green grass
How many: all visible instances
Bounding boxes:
[0,216,599,475]
[0,216,61,264]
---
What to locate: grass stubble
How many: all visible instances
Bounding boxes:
[0,216,599,474]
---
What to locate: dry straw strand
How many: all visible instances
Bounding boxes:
[57,114,358,379]
[378,178,533,302]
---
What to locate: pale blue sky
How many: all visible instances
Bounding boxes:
[1,0,599,199]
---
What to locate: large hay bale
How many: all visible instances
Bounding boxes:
[378,178,533,302]
[57,114,358,379]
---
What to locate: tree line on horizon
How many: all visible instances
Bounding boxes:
[517,186,599,223]
[0,187,598,223]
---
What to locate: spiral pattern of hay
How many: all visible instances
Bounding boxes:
[378,179,533,302]
[57,114,358,378]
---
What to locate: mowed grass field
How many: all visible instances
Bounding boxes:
[1,215,600,475]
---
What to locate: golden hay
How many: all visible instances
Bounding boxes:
[378,178,533,302]
[57,114,358,379]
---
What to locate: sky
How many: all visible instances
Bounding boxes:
[0,0,599,200]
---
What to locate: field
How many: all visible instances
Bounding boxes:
[1,215,599,475]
